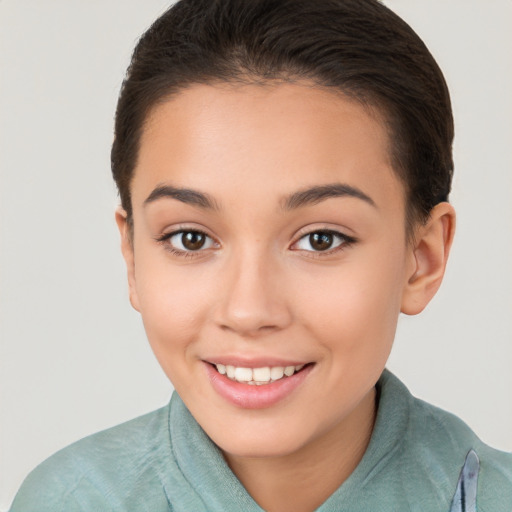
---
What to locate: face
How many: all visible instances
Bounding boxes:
[120,82,418,460]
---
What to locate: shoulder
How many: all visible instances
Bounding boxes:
[410,393,512,511]
[9,405,173,512]
[379,371,512,511]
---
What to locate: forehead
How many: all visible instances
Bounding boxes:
[133,82,404,215]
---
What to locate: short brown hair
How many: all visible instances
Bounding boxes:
[111,0,453,230]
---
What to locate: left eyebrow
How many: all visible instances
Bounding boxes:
[283,183,376,210]
[143,184,219,210]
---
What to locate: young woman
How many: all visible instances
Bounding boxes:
[7,1,512,511]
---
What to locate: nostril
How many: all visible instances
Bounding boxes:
[219,322,280,337]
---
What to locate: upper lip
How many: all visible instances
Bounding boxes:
[203,356,312,368]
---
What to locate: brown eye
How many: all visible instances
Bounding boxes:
[309,232,334,251]
[181,231,206,250]
[167,230,215,252]
[294,230,352,253]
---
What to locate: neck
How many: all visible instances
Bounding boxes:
[224,387,377,512]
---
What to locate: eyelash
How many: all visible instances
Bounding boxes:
[155,228,216,258]
[292,229,357,257]
[155,228,356,258]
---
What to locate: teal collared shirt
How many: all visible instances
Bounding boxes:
[9,370,512,511]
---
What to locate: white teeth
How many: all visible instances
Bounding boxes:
[253,367,271,382]
[270,367,285,380]
[214,363,306,384]
[284,366,295,377]
[234,367,253,382]
[226,365,236,379]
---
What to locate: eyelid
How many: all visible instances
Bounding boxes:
[290,227,357,254]
[154,224,356,258]
[170,231,216,251]
[292,222,356,239]
[155,225,220,256]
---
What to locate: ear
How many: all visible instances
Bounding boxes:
[115,206,140,312]
[401,202,456,315]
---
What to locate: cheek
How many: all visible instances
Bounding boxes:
[294,247,407,354]
[132,251,215,358]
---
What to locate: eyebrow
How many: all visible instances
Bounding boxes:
[143,182,375,212]
[283,183,376,210]
[144,184,219,210]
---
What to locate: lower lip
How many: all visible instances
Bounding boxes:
[204,363,314,409]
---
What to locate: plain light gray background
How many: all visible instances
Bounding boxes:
[1,1,511,509]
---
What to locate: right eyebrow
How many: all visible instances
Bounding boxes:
[143,184,220,211]
[282,183,377,210]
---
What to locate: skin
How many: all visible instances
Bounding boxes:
[116,82,455,512]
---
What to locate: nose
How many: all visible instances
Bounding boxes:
[214,249,292,337]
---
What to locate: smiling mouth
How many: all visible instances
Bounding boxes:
[211,363,311,385]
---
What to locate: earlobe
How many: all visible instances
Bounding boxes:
[401,202,456,315]
[115,206,140,312]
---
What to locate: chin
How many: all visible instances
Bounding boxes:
[206,418,314,460]
[220,436,306,460]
